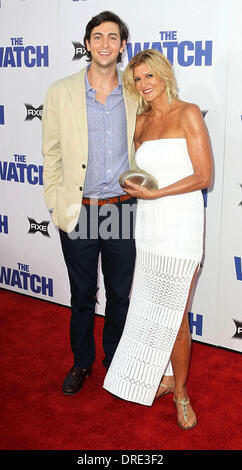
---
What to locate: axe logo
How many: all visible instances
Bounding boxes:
[28,218,50,237]
[72,42,87,61]
[232,319,242,339]
[24,104,43,121]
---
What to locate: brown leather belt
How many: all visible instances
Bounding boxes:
[82,194,132,206]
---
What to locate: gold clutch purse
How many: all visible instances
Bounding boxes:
[119,169,158,191]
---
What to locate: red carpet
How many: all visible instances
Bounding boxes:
[0,288,241,451]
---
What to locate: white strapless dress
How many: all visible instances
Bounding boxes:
[103,139,204,406]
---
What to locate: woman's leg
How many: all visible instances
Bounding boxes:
[155,360,175,398]
[171,267,198,428]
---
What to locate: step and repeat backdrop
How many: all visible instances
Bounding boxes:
[0,0,241,352]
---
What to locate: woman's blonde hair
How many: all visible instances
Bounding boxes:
[123,49,178,113]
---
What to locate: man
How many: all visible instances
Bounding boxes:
[42,11,138,396]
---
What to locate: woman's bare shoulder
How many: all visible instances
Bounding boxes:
[177,101,209,142]
[135,112,147,133]
[134,112,149,147]
[178,101,202,119]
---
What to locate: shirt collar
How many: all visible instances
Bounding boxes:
[85,66,122,96]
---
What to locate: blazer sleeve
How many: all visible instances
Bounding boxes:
[41,84,62,213]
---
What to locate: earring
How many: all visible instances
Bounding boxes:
[166,82,173,104]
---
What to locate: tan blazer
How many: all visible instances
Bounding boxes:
[42,67,138,233]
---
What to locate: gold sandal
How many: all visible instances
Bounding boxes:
[174,396,197,430]
[155,382,175,399]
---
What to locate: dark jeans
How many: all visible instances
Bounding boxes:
[59,198,136,369]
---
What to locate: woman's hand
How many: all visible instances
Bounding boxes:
[122,180,158,200]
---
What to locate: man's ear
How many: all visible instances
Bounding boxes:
[120,40,126,54]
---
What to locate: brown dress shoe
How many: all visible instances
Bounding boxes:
[62,365,92,396]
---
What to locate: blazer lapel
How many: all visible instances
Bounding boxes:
[69,68,89,164]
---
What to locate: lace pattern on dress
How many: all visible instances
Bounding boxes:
[103,248,198,406]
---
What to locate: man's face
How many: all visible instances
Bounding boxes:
[86,21,126,67]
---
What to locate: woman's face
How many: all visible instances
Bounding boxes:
[133,62,166,103]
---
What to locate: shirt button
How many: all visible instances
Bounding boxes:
[104,186,107,190]
[82,164,86,169]
[79,187,83,191]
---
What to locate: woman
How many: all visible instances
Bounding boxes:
[103,49,213,430]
